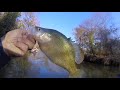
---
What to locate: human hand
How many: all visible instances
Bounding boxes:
[2,29,36,57]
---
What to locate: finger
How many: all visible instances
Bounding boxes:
[4,43,25,57]
[21,32,36,49]
[23,37,35,49]
[14,41,28,54]
[14,36,34,50]
[7,47,25,57]
[27,34,36,44]
[21,30,28,38]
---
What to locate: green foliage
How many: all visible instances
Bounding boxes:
[88,31,95,55]
[74,12,120,62]
[0,12,20,38]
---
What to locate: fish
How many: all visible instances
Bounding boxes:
[29,26,83,77]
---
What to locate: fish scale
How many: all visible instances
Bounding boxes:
[29,26,83,77]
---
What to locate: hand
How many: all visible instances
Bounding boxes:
[2,29,36,57]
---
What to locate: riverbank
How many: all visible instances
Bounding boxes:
[83,54,120,67]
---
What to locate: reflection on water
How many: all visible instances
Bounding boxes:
[0,50,69,78]
[0,50,120,78]
[78,62,120,78]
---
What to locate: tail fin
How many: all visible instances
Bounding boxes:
[71,42,84,64]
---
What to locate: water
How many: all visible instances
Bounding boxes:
[77,62,120,78]
[0,50,120,78]
[0,50,69,78]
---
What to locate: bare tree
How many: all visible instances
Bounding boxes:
[17,12,39,30]
[74,12,118,56]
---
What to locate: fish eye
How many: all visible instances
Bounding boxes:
[38,28,41,31]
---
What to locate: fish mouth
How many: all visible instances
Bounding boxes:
[40,33,45,38]
[36,32,52,43]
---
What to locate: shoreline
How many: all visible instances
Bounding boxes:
[82,54,120,67]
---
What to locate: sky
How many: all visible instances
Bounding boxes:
[35,12,120,41]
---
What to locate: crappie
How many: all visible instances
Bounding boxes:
[29,26,81,77]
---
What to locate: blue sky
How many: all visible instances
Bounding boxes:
[35,12,120,41]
